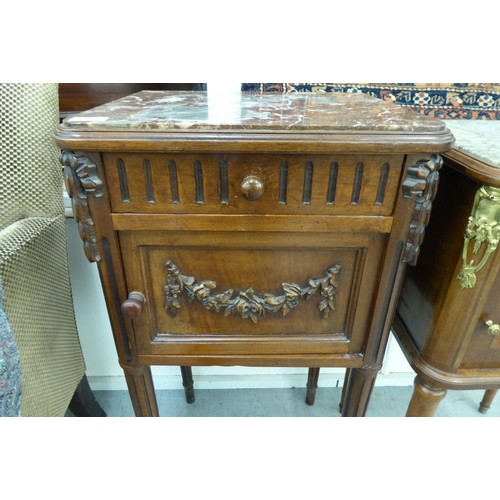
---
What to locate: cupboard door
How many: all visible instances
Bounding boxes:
[119,228,386,361]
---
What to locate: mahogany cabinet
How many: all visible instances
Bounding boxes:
[393,121,500,416]
[53,91,453,416]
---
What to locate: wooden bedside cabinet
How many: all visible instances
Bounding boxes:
[54,91,453,417]
[394,121,500,416]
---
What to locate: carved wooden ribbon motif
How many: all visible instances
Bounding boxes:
[457,185,500,289]
[164,260,341,323]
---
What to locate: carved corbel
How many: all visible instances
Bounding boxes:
[402,154,443,265]
[61,150,103,262]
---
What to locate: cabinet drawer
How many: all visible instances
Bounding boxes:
[119,229,386,360]
[461,271,500,369]
[103,152,403,216]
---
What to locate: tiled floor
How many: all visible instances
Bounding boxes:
[79,386,500,417]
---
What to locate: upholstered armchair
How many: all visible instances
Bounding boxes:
[0,83,102,416]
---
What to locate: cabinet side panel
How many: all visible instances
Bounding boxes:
[397,164,478,353]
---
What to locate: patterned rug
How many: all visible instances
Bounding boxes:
[241,83,500,120]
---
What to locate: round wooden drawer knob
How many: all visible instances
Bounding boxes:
[241,175,264,201]
[121,292,146,319]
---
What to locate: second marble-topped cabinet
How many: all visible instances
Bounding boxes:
[394,120,500,416]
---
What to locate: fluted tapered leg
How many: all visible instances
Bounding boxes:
[341,366,379,417]
[123,365,159,417]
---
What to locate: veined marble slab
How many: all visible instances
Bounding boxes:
[63,91,448,134]
[443,120,500,168]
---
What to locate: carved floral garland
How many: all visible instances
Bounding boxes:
[164,260,341,323]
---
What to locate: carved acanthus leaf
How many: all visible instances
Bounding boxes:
[60,150,103,197]
[402,154,443,265]
[61,150,102,262]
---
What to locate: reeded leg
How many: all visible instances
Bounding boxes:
[479,389,498,414]
[180,366,195,404]
[406,375,447,417]
[341,366,379,417]
[339,368,351,413]
[305,368,320,406]
[122,365,159,417]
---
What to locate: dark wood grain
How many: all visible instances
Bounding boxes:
[143,159,155,203]
[302,161,313,205]
[375,163,390,205]
[279,161,288,204]
[168,160,180,204]
[351,162,364,205]
[116,158,130,203]
[194,160,204,204]
[326,162,338,205]
[219,159,229,205]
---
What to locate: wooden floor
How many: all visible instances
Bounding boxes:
[72,386,500,417]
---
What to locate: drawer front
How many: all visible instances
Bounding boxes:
[103,152,403,216]
[119,228,386,359]
[461,270,500,369]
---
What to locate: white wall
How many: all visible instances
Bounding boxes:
[64,82,414,391]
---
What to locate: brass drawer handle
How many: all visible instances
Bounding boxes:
[164,260,341,323]
[457,185,500,289]
[485,320,500,336]
[241,175,264,201]
[121,292,146,319]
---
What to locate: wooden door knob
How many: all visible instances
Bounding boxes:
[241,175,264,201]
[121,292,146,319]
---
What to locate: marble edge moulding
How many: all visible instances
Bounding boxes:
[59,91,449,131]
[53,91,455,154]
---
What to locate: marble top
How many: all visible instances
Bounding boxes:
[62,91,448,134]
[443,120,500,167]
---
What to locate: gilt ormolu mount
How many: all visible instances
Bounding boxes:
[457,185,500,289]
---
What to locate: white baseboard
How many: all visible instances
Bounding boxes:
[88,372,415,392]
